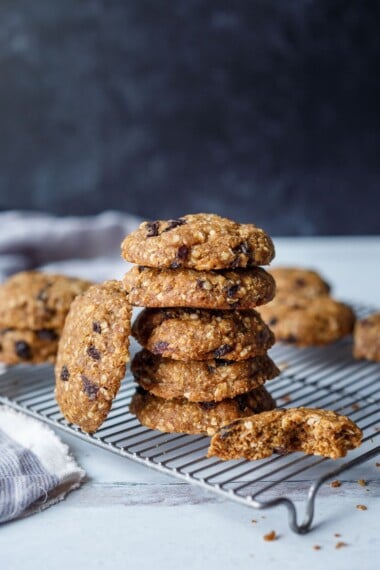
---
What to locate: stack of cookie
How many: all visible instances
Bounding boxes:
[122,213,280,436]
[0,271,92,365]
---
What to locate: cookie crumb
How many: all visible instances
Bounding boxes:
[356,504,367,510]
[263,531,278,541]
[330,480,341,488]
[251,519,257,524]
[334,533,341,537]
[281,394,292,403]
[313,545,321,551]
[357,479,366,487]
[376,462,380,467]
[278,362,289,371]
[335,541,348,549]
[351,403,361,411]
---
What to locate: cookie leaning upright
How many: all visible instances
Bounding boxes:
[121,213,275,270]
[55,281,131,433]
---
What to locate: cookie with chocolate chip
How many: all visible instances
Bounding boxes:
[123,265,275,310]
[259,296,355,346]
[132,308,275,361]
[0,327,59,364]
[269,267,331,298]
[0,271,92,330]
[55,281,132,433]
[353,312,380,362]
[121,213,275,270]
[129,386,276,435]
[131,349,279,402]
[208,408,362,460]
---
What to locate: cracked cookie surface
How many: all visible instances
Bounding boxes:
[131,349,279,402]
[259,296,355,346]
[132,308,275,361]
[353,312,380,362]
[129,387,276,435]
[121,213,274,270]
[123,265,275,309]
[55,281,131,433]
[0,271,92,330]
[208,408,362,460]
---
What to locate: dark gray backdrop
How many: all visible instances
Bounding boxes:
[0,1,379,234]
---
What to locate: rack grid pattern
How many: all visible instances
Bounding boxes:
[0,301,379,533]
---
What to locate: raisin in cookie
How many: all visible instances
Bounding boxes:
[55,281,131,433]
[270,267,330,298]
[121,213,275,270]
[123,266,275,309]
[0,271,92,330]
[208,408,362,460]
[131,349,279,402]
[0,327,59,364]
[353,313,380,362]
[129,387,276,435]
[132,308,275,361]
[259,296,355,346]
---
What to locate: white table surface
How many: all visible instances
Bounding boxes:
[0,237,379,570]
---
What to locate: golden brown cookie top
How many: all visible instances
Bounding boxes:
[123,265,275,309]
[55,280,132,433]
[121,213,275,270]
[269,267,331,298]
[208,407,362,460]
[259,296,355,346]
[132,307,275,361]
[353,312,380,362]
[0,271,93,330]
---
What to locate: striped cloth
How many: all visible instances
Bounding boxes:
[0,407,85,523]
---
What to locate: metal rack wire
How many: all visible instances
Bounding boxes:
[0,301,379,534]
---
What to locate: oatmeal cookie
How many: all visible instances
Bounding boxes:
[208,407,362,460]
[0,327,59,364]
[0,271,92,330]
[121,213,275,270]
[270,267,330,298]
[129,387,276,435]
[259,296,355,345]
[353,313,380,362]
[131,349,279,402]
[123,265,275,309]
[132,308,275,361]
[55,281,131,433]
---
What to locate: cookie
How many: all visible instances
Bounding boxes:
[270,267,331,298]
[121,213,275,270]
[129,387,276,435]
[0,271,93,330]
[259,296,355,346]
[0,327,59,364]
[123,265,275,310]
[208,408,362,460]
[131,349,279,402]
[132,308,275,361]
[55,281,132,433]
[353,313,380,362]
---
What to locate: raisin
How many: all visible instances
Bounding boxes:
[60,365,70,381]
[81,375,99,400]
[152,341,170,355]
[236,394,248,413]
[196,279,205,289]
[15,340,31,360]
[137,265,147,272]
[198,401,218,411]
[136,386,147,396]
[177,245,189,260]
[214,359,234,367]
[170,260,182,269]
[295,278,306,287]
[232,241,251,255]
[162,218,186,232]
[219,425,233,440]
[226,284,240,298]
[207,364,216,373]
[214,344,233,359]
[146,221,160,237]
[92,322,102,334]
[87,345,101,360]
[37,329,58,341]
[269,317,278,326]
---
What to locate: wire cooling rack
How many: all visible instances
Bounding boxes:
[0,301,379,534]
